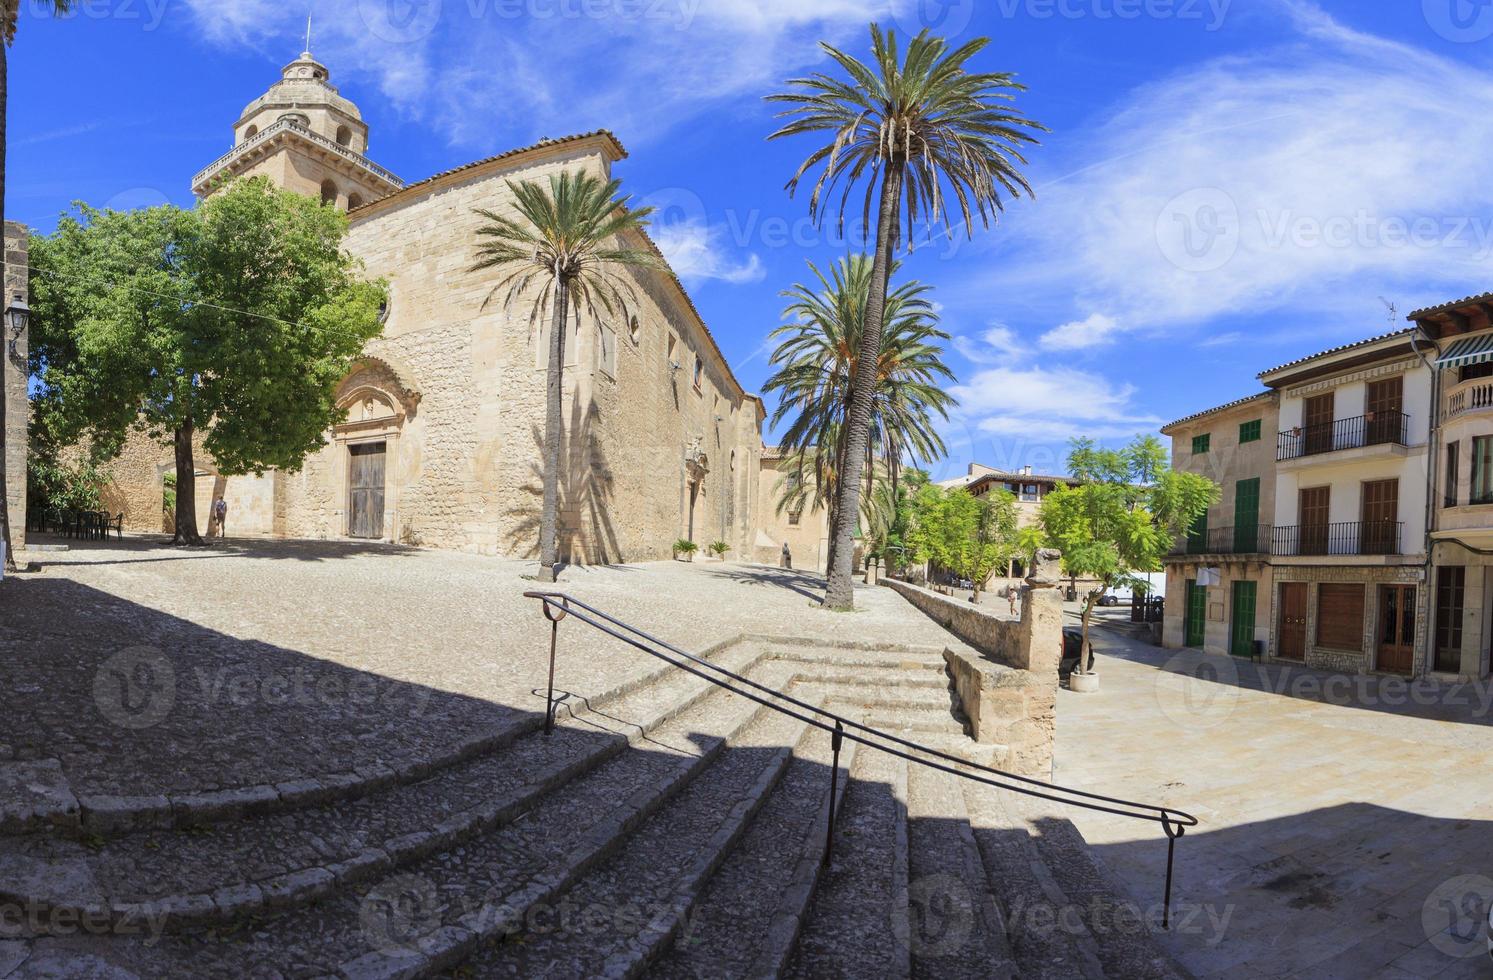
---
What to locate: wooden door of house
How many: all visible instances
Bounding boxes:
[1377,584,1416,674]
[1184,580,1207,648]
[1230,580,1258,657]
[1365,376,1403,445]
[348,442,387,539]
[1304,392,1335,454]
[1277,582,1307,661]
[1299,486,1330,555]
[1360,479,1399,555]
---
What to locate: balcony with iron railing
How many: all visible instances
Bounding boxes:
[1168,524,1274,558]
[1276,411,1408,462]
[1272,520,1402,557]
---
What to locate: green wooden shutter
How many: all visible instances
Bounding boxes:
[1230,580,1257,657]
[1185,581,1207,647]
[1187,510,1209,553]
[1233,478,1260,552]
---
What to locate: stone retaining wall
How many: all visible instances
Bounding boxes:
[885,551,1064,778]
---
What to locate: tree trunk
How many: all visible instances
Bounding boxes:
[172,417,203,546]
[1079,589,1102,675]
[0,38,13,572]
[824,161,905,610]
[536,279,569,582]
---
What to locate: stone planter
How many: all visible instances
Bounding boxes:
[1068,672,1100,694]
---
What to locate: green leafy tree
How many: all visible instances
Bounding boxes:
[1,0,75,569]
[769,23,1044,609]
[29,177,386,544]
[470,170,657,582]
[955,489,1019,603]
[764,255,954,577]
[1039,436,1218,677]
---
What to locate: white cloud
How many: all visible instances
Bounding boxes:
[1039,312,1121,351]
[979,0,1493,335]
[953,324,1031,365]
[651,217,765,285]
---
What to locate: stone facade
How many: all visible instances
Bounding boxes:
[3,222,28,546]
[751,447,831,571]
[1267,563,1428,674]
[102,55,771,564]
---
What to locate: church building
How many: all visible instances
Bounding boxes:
[101,48,803,566]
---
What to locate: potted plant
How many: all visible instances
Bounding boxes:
[673,539,698,562]
[708,541,729,561]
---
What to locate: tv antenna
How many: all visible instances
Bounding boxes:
[1378,296,1397,325]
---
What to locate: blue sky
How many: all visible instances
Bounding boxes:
[9,0,1493,481]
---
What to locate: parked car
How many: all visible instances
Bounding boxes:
[1097,587,1133,606]
[1060,627,1092,678]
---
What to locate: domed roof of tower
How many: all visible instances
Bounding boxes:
[236,50,363,126]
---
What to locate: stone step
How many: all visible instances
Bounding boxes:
[13,666,797,977]
[758,644,949,674]
[863,709,970,739]
[645,714,862,979]
[783,745,911,979]
[904,762,1018,979]
[51,635,763,838]
[962,783,1107,980]
[0,643,771,937]
[1003,795,1191,980]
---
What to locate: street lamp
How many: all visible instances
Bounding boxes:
[5,293,28,361]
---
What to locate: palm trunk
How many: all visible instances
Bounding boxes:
[824,431,849,578]
[172,416,203,545]
[536,279,569,582]
[0,38,13,571]
[824,161,904,609]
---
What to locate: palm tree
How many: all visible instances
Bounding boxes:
[768,23,1044,608]
[1,1,74,571]
[764,255,955,574]
[470,169,656,581]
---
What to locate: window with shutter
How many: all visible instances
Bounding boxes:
[1316,584,1365,650]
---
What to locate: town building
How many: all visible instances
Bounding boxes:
[98,49,771,564]
[1409,292,1493,681]
[1160,392,1279,657]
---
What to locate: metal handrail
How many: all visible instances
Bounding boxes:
[525,590,1199,927]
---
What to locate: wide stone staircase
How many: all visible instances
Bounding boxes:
[0,604,1192,979]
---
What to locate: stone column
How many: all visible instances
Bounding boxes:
[3,222,28,546]
[1017,547,1064,674]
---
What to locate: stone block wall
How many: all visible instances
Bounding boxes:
[3,222,28,545]
[885,574,1063,778]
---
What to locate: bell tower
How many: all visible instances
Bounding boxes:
[191,43,403,209]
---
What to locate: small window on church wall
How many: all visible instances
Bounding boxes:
[628,315,641,345]
[336,125,352,147]
[693,356,703,392]
[320,180,338,206]
[243,124,258,141]
[347,193,364,210]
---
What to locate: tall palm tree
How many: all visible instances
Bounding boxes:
[470,169,656,581]
[768,23,1044,608]
[1,1,74,571]
[764,255,955,573]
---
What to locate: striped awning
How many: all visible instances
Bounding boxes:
[1436,334,1493,369]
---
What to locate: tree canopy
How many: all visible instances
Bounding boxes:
[30,176,387,542]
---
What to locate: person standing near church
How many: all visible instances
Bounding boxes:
[212,496,228,539]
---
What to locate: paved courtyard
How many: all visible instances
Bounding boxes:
[1060,622,1493,979]
[2,538,1490,977]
